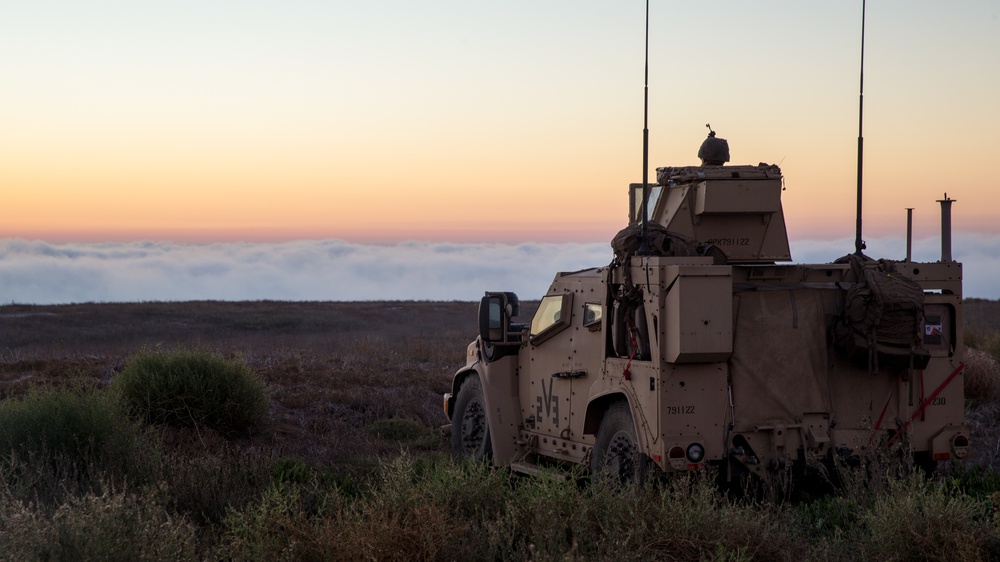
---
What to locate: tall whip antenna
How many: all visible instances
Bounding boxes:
[854,0,867,256]
[636,0,652,256]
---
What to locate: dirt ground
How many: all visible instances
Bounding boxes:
[1,299,995,467]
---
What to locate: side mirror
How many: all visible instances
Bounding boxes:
[478,291,521,345]
[479,294,506,343]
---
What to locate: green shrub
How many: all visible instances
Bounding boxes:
[0,387,120,459]
[220,480,345,562]
[0,386,153,502]
[856,476,997,560]
[0,488,200,561]
[112,348,269,434]
[942,461,1000,497]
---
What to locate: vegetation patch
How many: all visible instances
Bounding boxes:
[0,488,200,562]
[965,347,1000,402]
[0,386,134,464]
[4,300,1000,559]
[857,476,998,560]
[112,348,269,435]
[366,418,447,451]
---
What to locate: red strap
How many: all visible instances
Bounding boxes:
[887,363,964,445]
[623,326,637,381]
[867,371,903,446]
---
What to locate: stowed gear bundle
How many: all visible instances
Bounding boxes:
[835,254,929,375]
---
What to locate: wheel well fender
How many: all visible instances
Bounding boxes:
[583,392,631,436]
[447,368,481,419]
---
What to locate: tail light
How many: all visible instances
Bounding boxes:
[953,434,970,458]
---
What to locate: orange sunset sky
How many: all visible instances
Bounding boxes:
[2,1,998,245]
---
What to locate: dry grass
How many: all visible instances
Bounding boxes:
[2,299,1000,559]
[0,301,498,467]
[0,486,200,562]
[962,302,1000,470]
[964,298,1000,334]
[965,347,1000,402]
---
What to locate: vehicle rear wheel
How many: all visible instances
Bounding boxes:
[591,401,645,485]
[450,375,492,462]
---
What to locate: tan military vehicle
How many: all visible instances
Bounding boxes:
[443,134,968,485]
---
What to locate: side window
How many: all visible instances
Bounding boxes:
[633,184,664,222]
[530,293,573,345]
[923,303,954,354]
[583,302,602,330]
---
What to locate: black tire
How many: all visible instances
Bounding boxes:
[913,452,938,477]
[450,375,492,462]
[591,401,646,485]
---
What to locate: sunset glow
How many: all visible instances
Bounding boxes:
[2,1,998,246]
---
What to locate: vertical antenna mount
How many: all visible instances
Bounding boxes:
[937,193,955,262]
[905,208,914,262]
[636,0,652,257]
[854,0,867,256]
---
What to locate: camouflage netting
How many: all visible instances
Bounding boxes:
[610,223,700,265]
[835,254,927,372]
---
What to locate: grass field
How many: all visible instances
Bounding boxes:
[0,301,489,465]
[2,299,1000,560]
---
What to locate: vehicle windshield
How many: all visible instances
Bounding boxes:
[531,295,564,337]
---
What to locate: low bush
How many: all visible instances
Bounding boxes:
[0,487,200,561]
[0,386,128,462]
[941,461,1000,497]
[0,386,154,506]
[219,479,345,561]
[112,348,269,435]
[965,347,1000,402]
[855,475,998,560]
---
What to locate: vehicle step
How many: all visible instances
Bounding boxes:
[510,461,570,481]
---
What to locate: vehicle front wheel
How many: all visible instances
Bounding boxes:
[591,400,646,486]
[450,375,492,462]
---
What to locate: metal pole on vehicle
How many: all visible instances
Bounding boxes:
[637,0,652,257]
[905,208,913,262]
[854,0,867,256]
[937,193,955,262]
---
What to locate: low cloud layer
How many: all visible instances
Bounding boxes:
[1,234,997,305]
[0,239,612,304]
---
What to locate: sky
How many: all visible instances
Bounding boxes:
[2,1,999,302]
